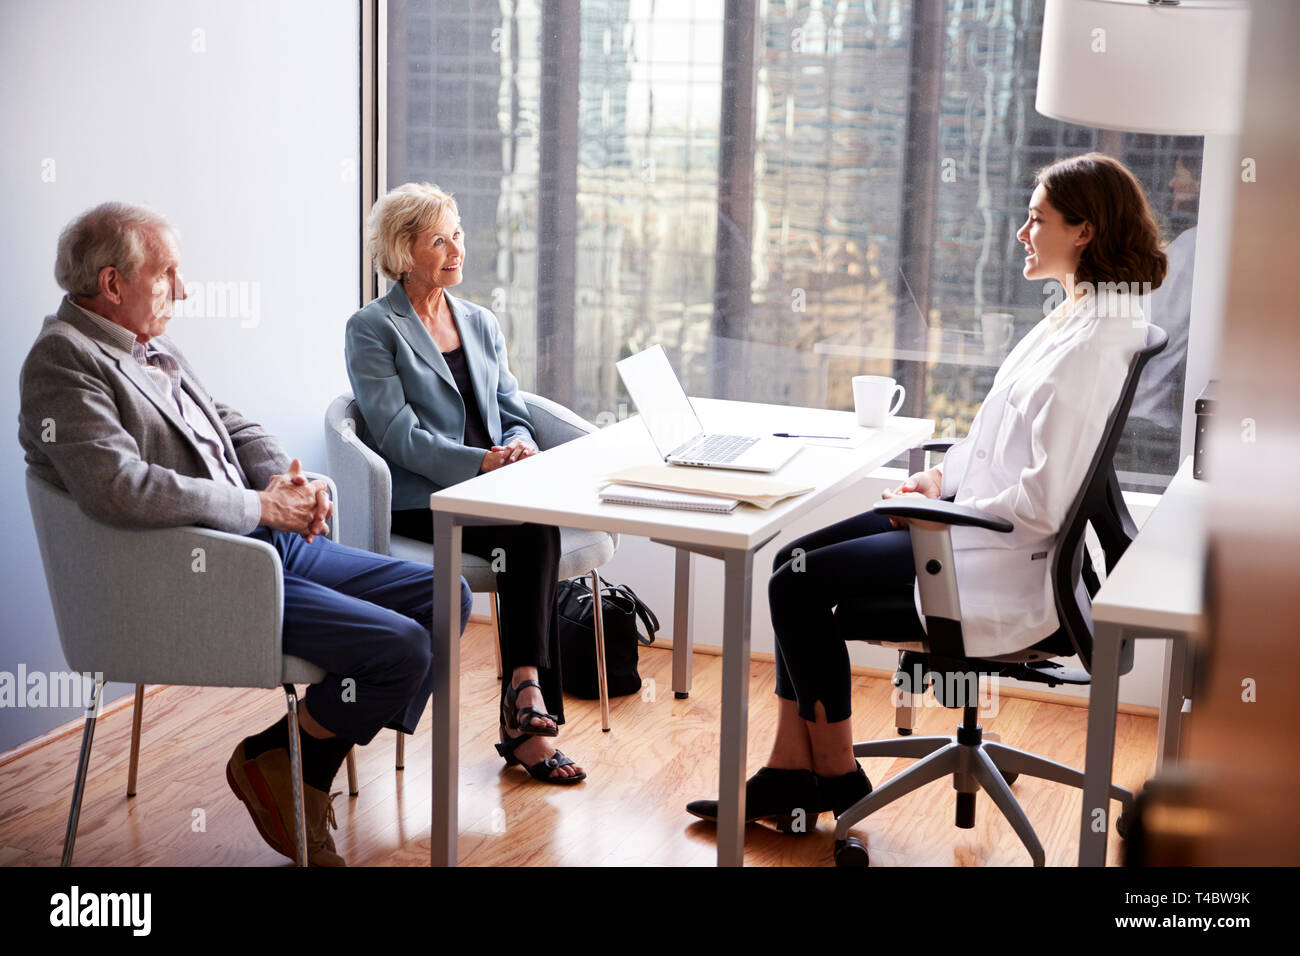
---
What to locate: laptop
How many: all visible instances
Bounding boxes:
[615,345,803,473]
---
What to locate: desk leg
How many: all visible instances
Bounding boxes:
[431,514,463,867]
[1080,622,1123,867]
[716,548,754,867]
[1157,634,1186,773]
[672,549,695,699]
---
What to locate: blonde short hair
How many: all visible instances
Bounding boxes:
[366,182,459,281]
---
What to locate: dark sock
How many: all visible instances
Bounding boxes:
[242,714,354,792]
[243,716,289,760]
[298,730,355,792]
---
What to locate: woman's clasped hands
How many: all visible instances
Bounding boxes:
[479,437,538,473]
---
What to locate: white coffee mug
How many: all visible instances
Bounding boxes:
[852,375,905,428]
[981,312,1015,357]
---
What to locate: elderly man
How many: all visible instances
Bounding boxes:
[18,202,473,866]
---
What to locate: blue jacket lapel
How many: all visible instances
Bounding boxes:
[385,282,457,392]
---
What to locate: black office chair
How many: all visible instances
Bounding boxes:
[832,323,1169,867]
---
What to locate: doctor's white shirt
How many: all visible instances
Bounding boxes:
[922,289,1149,657]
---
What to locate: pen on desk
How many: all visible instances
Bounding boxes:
[772,432,851,440]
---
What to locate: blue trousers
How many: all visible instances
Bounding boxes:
[768,511,925,724]
[249,528,473,746]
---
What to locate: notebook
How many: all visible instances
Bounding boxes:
[599,484,740,513]
[605,464,813,510]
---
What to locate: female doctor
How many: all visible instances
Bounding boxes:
[687,153,1168,830]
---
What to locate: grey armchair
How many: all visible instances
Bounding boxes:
[25,468,350,867]
[324,391,620,750]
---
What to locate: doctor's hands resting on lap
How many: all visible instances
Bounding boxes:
[879,466,943,529]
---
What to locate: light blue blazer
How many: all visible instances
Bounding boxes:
[344,282,536,509]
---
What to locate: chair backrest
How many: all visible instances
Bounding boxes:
[1050,323,1169,672]
[324,390,599,555]
[324,394,393,554]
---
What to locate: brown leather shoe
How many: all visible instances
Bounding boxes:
[304,786,346,867]
[226,740,347,867]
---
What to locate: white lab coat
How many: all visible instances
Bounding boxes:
[918,290,1148,657]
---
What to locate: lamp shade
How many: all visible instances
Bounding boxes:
[1036,0,1249,135]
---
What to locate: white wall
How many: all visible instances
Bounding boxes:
[0,0,359,752]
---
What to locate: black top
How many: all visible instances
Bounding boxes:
[442,346,494,450]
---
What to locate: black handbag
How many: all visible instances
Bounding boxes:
[556,578,658,699]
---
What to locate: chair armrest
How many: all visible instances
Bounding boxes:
[920,438,958,454]
[301,470,340,543]
[521,390,595,451]
[874,498,1013,533]
[871,499,1008,638]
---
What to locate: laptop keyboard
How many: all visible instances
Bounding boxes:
[674,434,759,463]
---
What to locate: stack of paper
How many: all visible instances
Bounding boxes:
[603,465,813,510]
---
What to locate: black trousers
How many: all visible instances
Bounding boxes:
[768,510,926,723]
[390,510,566,725]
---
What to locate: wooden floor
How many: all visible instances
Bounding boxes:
[0,621,1156,866]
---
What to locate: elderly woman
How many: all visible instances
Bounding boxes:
[345,182,584,784]
[688,152,1167,831]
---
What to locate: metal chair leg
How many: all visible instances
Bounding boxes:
[589,570,611,732]
[60,676,104,867]
[894,651,916,735]
[395,731,405,771]
[834,743,962,837]
[126,682,144,797]
[490,591,503,680]
[283,685,309,867]
[984,741,1134,816]
[346,748,358,796]
[971,747,1046,867]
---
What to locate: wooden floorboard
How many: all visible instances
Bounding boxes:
[0,622,1156,866]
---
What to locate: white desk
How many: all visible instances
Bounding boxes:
[1079,457,1207,866]
[427,398,932,866]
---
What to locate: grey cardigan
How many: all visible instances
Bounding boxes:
[343,283,535,511]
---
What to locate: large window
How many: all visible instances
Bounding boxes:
[385,0,1201,490]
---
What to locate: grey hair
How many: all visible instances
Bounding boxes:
[54,202,175,297]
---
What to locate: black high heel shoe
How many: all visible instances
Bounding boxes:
[817,762,872,816]
[500,678,558,737]
[685,767,822,835]
[495,731,587,785]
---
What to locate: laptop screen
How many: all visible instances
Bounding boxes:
[615,345,704,458]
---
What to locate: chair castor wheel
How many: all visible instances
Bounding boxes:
[1001,771,1019,786]
[834,837,870,867]
[1115,813,1129,839]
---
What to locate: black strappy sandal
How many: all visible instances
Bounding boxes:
[500,678,559,738]
[495,732,587,785]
